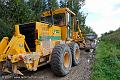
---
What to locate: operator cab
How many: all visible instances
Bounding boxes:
[41,8,76,39]
[19,8,77,51]
[41,13,65,27]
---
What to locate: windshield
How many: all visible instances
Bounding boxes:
[42,13,65,26]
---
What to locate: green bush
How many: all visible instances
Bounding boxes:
[91,41,120,80]
[0,19,13,40]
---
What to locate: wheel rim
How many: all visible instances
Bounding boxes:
[75,49,80,61]
[64,52,70,68]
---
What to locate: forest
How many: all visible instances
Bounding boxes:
[0,0,95,40]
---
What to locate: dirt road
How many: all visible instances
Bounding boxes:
[24,50,94,80]
[2,50,95,80]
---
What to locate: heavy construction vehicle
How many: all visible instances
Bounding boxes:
[0,8,87,76]
[85,33,97,52]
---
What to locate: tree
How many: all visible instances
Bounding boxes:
[59,0,93,34]
[60,0,85,15]
[60,0,67,8]
[59,0,86,25]
[0,19,12,40]
[81,25,96,35]
[27,0,47,20]
[0,0,35,38]
[0,0,96,40]
[0,0,35,24]
[47,0,59,10]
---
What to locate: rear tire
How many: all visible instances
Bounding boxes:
[69,43,80,66]
[51,44,72,76]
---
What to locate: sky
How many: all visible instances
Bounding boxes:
[81,0,120,36]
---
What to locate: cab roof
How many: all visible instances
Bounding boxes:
[42,8,76,17]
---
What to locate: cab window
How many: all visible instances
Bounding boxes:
[41,13,66,26]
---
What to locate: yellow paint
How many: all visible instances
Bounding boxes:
[0,37,9,54]
[61,26,67,40]
[36,22,62,56]
[0,37,9,62]
[72,32,78,40]
[0,8,87,74]
[15,25,20,36]
[42,8,75,17]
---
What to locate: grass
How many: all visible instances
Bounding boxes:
[90,41,120,80]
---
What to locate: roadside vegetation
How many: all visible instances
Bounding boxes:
[91,29,120,80]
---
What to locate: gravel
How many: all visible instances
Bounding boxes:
[2,50,95,80]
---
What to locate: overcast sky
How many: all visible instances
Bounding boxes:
[82,0,120,36]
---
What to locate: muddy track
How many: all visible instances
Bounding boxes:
[1,50,95,80]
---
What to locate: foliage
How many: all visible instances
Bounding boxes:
[0,19,12,40]
[0,0,35,38]
[81,25,96,34]
[100,28,120,49]
[60,0,85,15]
[47,0,59,10]
[91,29,120,80]
[59,0,86,23]
[59,0,95,34]
[0,0,96,40]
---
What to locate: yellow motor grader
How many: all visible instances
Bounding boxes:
[0,8,86,76]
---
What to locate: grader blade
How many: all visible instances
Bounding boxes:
[2,68,11,73]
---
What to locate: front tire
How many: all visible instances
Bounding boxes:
[51,44,72,76]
